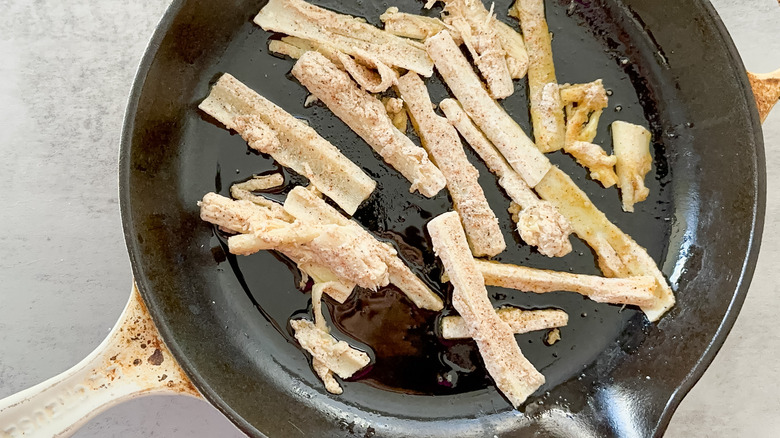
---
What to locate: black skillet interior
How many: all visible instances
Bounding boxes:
[120,0,765,436]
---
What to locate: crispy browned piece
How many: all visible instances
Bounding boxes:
[566,141,617,187]
[426,30,551,187]
[612,121,653,212]
[439,98,572,257]
[747,69,780,123]
[509,0,566,153]
[560,80,608,143]
[199,74,375,215]
[560,80,617,187]
[284,186,444,311]
[545,328,561,345]
[397,72,505,257]
[467,259,658,307]
[292,51,447,198]
[428,211,544,407]
[382,97,408,132]
[441,307,568,339]
[534,167,674,321]
[255,0,433,76]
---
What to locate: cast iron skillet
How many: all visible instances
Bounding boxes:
[120,0,765,436]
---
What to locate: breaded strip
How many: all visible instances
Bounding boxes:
[442,307,568,339]
[426,31,550,187]
[199,74,375,215]
[428,212,544,407]
[300,283,364,394]
[311,282,328,331]
[439,99,537,206]
[466,259,657,307]
[561,80,617,187]
[269,36,342,64]
[336,52,398,94]
[439,98,572,257]
[509,0,566,152]
[443,0,531,79]
[312,358,342,394]
[566,141,617,188]
[290,319,370,393]
[268,39,308,60]
[225,232,356,302]
[206,203,356,300]
[612,121,653,212]
[292,324,370,380]
[232,173,284,192]
[380,7,455,41]
[255,0,433,76]
[442,0,514,99]
[534,167,674,321]
[379,6,527,79]
[292,51,446,198]
[493,19,530,80]
[199,193,389,290]
[308,286,340,395]
[298,265,355,304]
[397,73,505,257]
[268,35,398,93]
[230,173,286,212]
[233,114,281,151]
[284,186,444,311]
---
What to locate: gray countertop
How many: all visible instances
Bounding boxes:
[0,1,777,436]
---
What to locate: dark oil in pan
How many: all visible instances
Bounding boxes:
[197,0,677,402]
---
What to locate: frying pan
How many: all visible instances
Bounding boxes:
[0,0,777,436]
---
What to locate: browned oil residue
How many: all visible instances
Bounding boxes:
[330,286,488,395]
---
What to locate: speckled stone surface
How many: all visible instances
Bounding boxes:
[0,1,777,437]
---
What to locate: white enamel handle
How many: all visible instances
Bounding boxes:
[0,284,199,437]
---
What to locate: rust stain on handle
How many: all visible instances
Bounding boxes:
[748,69,780,123]
[105,284,201,397]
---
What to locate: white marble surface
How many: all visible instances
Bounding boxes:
[0,1,777,436]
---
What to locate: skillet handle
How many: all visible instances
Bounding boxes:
[0,284,199,437]
[748,68,780,123]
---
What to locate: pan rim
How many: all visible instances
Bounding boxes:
[117,1,767,437]
[646,1,766,436]
[117,1,265,436]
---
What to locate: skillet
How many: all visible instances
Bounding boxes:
[0,0,773,436]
